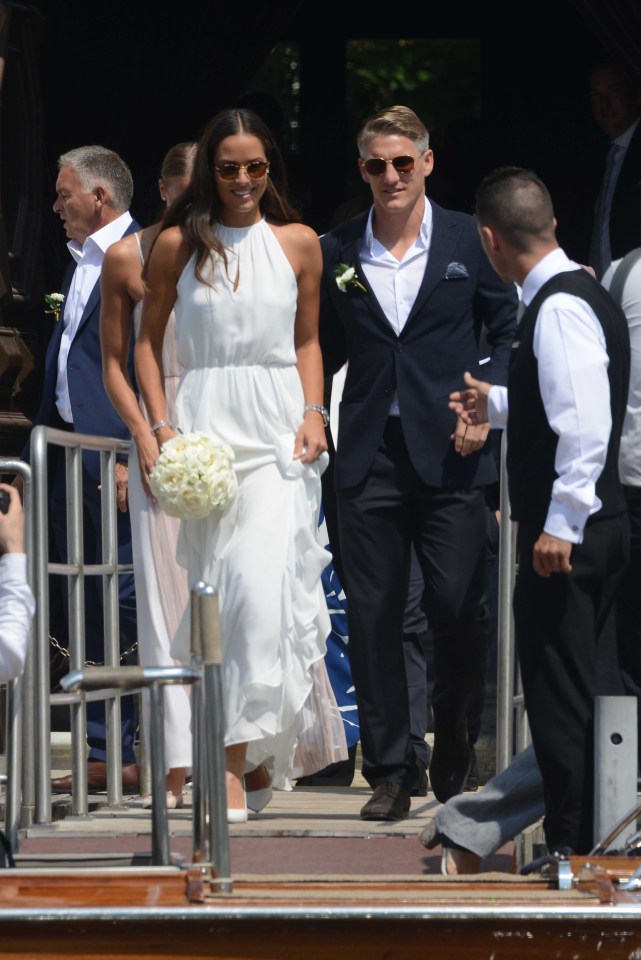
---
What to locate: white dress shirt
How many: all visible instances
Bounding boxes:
[602,254,641,487]
[55,211,133,422]
[488,248,611,543]
[0,553,34,682]
[360,201,432,415]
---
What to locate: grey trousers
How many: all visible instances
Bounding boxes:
[434,744,544,859]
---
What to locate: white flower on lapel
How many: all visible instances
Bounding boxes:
[44,292,65,321]
[335,262,366,293]
[442,262,469,280]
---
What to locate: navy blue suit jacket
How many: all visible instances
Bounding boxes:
[319,201,518,492]
[29,218,141,479]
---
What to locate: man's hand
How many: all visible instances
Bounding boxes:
[449,371,492,426]
[0,484,25,554]
[532,532,573,578]
[11,474,24,502]
[451,417,490,456]
[115,461,129,513]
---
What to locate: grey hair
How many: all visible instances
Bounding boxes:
[57,145,133,211]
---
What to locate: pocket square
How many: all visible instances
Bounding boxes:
[443,261,469,280]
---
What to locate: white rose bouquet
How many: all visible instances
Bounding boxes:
[150,431,237,520]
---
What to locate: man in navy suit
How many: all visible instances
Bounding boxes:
[30,146,140,793]
[319,106,518,820]
[589,61,641,278]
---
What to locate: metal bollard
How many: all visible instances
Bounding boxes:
[190,582,232,894]
[594,695,638,848]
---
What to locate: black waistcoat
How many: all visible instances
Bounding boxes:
[506,268,630,528]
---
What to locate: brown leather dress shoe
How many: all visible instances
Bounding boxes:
[51,762,140,794]
[360,782,411,821]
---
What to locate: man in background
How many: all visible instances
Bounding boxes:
[588,61,641,278]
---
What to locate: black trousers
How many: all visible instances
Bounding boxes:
[337,419,489,790]
[514,514,629,854]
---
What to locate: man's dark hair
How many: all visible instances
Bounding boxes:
[474,166,556,251]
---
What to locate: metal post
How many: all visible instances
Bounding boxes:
[194,582,232,892]
[495,431,519,773]
[31,428,53,823]
[100,448,122,806]
[148,684,170,866]
[190,584,205,866]
[67,443,88,816]
[594,695,638,848]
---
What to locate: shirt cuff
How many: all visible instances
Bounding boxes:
[488,385,508,429]
[0,553,27,580]
[543,501,589,544]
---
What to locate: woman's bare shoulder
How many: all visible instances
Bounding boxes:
[271,221,320,247]
[148,226,192,274]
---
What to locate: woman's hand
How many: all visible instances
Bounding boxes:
[134,428,163,498]
[293,412,328,463]
[140,425,178,497]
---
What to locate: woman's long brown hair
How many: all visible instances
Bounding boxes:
[143,108,300,286]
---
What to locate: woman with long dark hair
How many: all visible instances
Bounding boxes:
[135,109,346,821]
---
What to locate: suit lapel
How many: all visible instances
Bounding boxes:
[403,201,461,329]
[337,214,396,333]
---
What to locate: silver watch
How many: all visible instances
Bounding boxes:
[303,403,330,427]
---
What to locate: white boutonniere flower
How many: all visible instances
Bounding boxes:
[150,431,238,520]
[335,262,366,293]
[44,292,65,322]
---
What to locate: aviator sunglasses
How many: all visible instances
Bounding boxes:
[214,160,270,181]
[363,155,417,176]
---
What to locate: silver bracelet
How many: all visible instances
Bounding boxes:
[150,420,174,435]
[303,404,330,427]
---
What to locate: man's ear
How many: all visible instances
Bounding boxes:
[480,224,499,252]
[94,184,108,206]
[358,159,370,185]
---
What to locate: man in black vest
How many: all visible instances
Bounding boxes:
[449,167,631,855]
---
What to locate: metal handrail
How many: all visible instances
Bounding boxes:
[495,431,529,773]
[29,425,134,823]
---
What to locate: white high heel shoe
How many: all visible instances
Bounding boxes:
[245,785,273,813]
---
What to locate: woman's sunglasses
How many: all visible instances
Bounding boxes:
[363,155,416,176]
[214,160,270,181]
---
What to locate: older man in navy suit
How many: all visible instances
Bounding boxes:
[28,146,141,793]
[319,106,518,820]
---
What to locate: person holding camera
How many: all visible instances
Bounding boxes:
[0,484,34,681]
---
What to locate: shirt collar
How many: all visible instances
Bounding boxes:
[363,199,432,255]
[67,211,133,264]
[521,247,579,305]
[613,115,641,150]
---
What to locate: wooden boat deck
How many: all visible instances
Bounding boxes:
[2,784,641,958]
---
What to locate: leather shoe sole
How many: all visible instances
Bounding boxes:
[360,782,411,821]
[51,762,140,795]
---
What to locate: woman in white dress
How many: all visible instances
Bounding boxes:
[101,142,196,807]
[135,108,346,821]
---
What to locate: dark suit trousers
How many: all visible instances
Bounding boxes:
[337,418,489,790]
[514,514,629,855]
[50,446,138,763]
